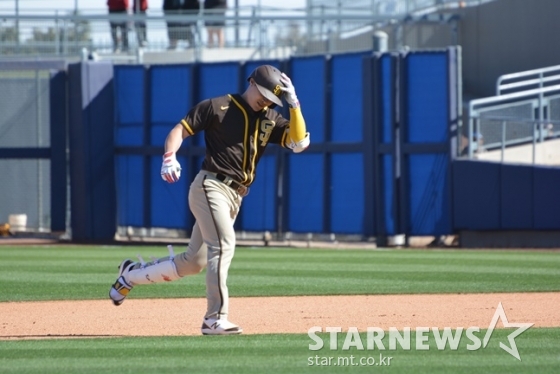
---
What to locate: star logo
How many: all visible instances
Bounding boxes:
[482,302,533,360]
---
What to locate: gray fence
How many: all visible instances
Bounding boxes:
[0,0,491,61]
[467,68,560,164]
[0,68,52,231]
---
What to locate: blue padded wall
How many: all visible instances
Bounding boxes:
[114,66,144,146]
[149,65,194,229]
[114,66,146,227]
[533,166,560,229]
[331,153,364,233]
[198,62,240,100]
[288,56,327,142]
[501,164,533,229]
[331,52,368,143]
[116,155,144,227]
[453,160,500,230]
[287,153,324,232]
[285,57,329,233]
[453,160,560,231]
[382,155,395,235]
[380,54,394,144]
[150,64,193,146]
[68,62,116,241]
[408,154,451,235]
[402,51,453,235]
[405,53,449,143]
[49,71,68,232]
[379,54,396,235]
[105,48,469,238]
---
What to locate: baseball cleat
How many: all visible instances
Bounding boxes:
[201,318,243,335]
[109,259,136,306]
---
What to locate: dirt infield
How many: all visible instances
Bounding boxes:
[1,292,559,339]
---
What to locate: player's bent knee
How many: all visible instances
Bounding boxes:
[174,252,206,276]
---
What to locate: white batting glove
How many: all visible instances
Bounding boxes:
[279,72,299,107]
[161,151,181,183]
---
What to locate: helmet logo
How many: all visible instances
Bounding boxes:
[273,85,282,96]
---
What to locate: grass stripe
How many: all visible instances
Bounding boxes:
[0,328,557,374]
[0,246,558,301]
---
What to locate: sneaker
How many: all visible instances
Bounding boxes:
[109,259,136,306]
[201,318,243,335]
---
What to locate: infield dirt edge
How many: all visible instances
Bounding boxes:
[1,292,559,339]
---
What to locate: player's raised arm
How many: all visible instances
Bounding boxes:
[280,72,310,153]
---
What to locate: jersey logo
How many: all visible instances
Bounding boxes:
[259,120,275,146]
[220,105,229,110]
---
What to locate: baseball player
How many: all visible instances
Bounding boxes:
[109,65,310,335]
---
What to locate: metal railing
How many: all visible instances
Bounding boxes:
[0,0,493,62]
[496,65,560,95]
[467,84,560,163]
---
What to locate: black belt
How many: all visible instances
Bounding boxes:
[215,173,250,197]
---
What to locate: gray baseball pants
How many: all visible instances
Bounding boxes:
[173,170,242,320]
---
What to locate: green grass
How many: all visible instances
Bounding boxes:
[0,245,558,302]
[1,328,558,374]
[0,245,558,373]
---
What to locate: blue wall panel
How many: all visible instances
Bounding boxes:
[500,164,533,229]
[380,54,394,144]
[116,155,144,227]
[378,54,396,236]
[114,66,145,146]
[150,154,189,229]
[198,62,240,100]
[289,56,327,142]
[68,62,116,240]
[403,51,452,236]
[405,53,448,143]
[150,65,193,146]
[533,166,560,229]
[49,71,68,231]
[288,153,324,232]
[382,155,395,235]
[331,52,367,143]
[408,154,451,235]
[453,160,500,230]
[331,153,364,233]
[241,154,277,231]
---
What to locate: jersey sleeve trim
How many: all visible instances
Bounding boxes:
[180,119,195,136]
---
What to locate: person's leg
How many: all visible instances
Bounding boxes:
[174,221,207,276]
[110,22,119,52]
[185,23,195,48]
[188,172,241,331]
[217,27,225,48]
[120,21,129,51]
[167,22,178,49]
[135,12,147,46]
[207,27,217,48]
[109,223,205,306]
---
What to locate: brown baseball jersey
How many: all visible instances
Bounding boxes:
[180,93,291,186]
